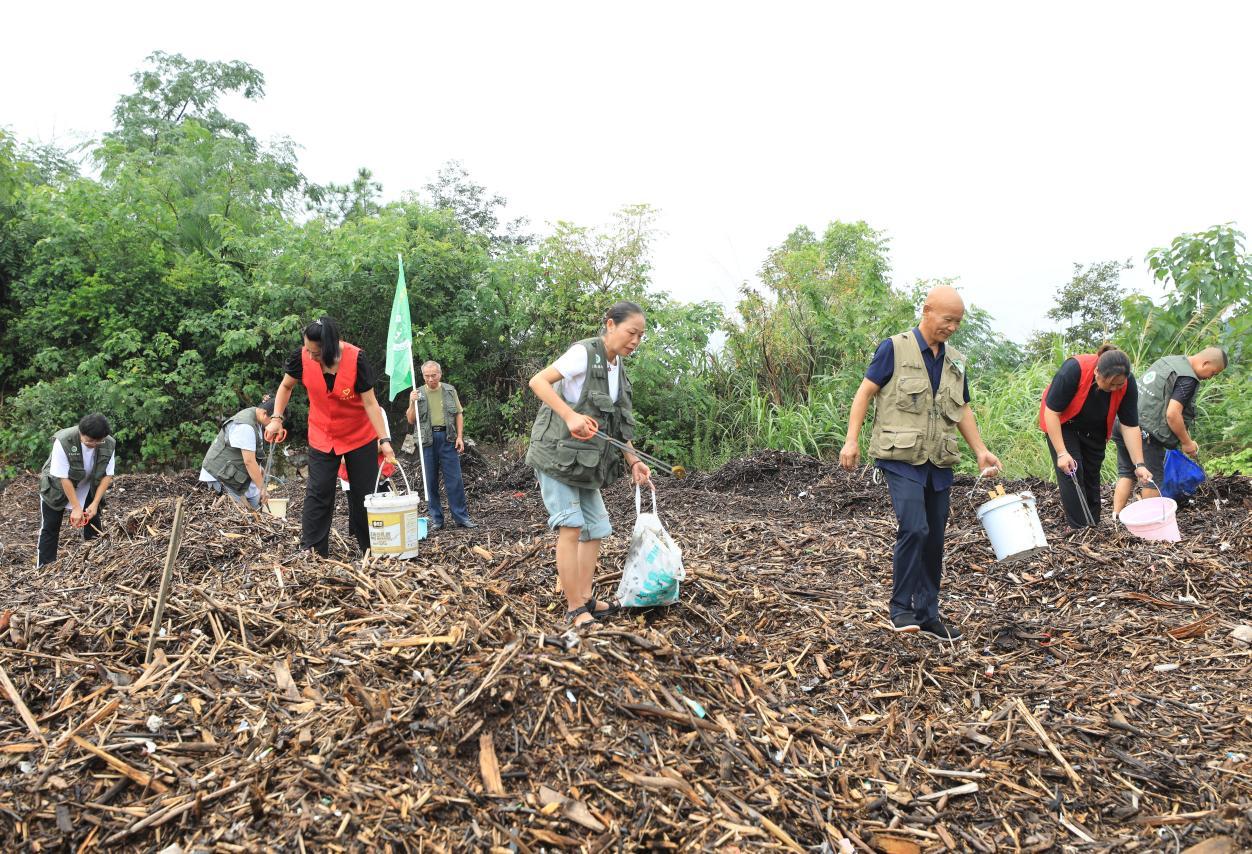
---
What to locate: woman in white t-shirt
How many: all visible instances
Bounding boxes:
[526,301,653,629]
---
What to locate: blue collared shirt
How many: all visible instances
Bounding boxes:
[865,328,971,490]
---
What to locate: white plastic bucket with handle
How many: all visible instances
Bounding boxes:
[976,490,1048,562]
[364,462,423,558]
[266,497,289,519]
[1119,496,1180,542]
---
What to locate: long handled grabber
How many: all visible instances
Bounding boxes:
[570,417,687,479]
[1066,469,1097,527]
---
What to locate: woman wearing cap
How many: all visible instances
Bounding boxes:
[266,317,395,556]
[526,301,653,629]
[1039,344,1151,529]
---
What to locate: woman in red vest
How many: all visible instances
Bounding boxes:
[1039,345,1151,529]
[266,317,395,556]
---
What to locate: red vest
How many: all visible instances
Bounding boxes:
[1038,353,1126,440]
[302,342,377,454]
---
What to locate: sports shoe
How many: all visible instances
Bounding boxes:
[890,615,921,633]
[919,618,963,640]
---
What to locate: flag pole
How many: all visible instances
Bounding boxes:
[400,254,431,505]
[409,339,431,506]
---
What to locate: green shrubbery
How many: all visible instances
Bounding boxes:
[1,54,1248,480]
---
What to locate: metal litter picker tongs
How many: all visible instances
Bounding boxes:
[1065,468,1098,528]
[570,417,687,479]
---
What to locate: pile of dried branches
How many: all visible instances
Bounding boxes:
[1,453,1249,852]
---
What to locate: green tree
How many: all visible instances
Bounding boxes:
[1121,224,1252,460]
[104,51,266,161]
[1049,259,1130,350]
[728,220,910,405]
[308,167,383,225]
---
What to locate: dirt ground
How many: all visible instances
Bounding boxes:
[0,450,1249,852]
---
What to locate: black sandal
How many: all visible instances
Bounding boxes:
[566,604,597,627]
[586,598,620,620]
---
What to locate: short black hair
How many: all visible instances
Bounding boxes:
[258,398,276,416]
[78,413,111,440]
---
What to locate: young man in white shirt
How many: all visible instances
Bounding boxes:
[37,413,117,566]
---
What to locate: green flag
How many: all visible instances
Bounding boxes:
[386,255,414,400]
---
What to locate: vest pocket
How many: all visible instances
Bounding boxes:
[942,384,966,422]
[936,434,962,466]
[554,439,604,474]
[588,391,615,413]
[896,377,930,413]
[877,428,924,463]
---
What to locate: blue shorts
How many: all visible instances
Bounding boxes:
[536,470,612,541]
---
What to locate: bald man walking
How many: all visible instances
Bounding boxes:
[1112,347,1228,515]
[841,287,1001,640]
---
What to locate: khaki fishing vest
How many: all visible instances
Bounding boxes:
[201,408,265,493]
[1138,355,1197,449]
[869,331,967,469]
[38,427,116,511]
[526,337,636,489]
[413,383,461,447]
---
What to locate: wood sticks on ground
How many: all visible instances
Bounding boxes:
[0,454,1248,850]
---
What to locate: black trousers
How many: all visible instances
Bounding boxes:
[883,470,951,622]
[38,492,104,567]
[1046,426,1105,528]
[304,440,379,556]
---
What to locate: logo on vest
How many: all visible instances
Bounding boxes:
[341,388,355,399]
[1143,370,1157,386]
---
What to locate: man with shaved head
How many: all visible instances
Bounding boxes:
[1112,346,1229,515]
[841,286,1001,640]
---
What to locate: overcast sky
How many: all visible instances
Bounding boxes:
[5,1,1250,342]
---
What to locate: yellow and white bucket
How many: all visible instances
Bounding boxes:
[364,463,424,558]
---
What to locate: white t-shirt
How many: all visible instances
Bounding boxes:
[50,440,116,507]
[199,423,261,500]
[552,344,621,405]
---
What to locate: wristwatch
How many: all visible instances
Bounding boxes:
[1133,462,1148,470]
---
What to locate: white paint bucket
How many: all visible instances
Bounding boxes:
[364,462,421,558]
[976,490,1048,562]
[267,497,289,519]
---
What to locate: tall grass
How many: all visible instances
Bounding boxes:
[720,358,1133,481]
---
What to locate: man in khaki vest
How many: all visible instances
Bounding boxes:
[406,360,476,530]
[840,287,1001,640]
[1112,347,1228,515]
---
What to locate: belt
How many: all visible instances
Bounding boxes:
[432,426,447,432]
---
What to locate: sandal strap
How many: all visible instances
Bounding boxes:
[566,604,594,622]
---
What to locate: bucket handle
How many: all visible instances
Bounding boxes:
[1132,479,1166,521]
[372,458,414,497]
[634,484,658,517]
[967,466,1003,505]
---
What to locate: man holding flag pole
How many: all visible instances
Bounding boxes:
[385,255,430,505]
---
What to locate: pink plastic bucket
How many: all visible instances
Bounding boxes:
[1118,497,1180,542]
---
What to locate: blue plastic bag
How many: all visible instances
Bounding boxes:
[1160,450,1205,499]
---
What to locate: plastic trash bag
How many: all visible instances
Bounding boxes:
[1160,449,1205,499]
[616,486,685,608]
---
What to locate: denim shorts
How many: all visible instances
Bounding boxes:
[536,470,612,541]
